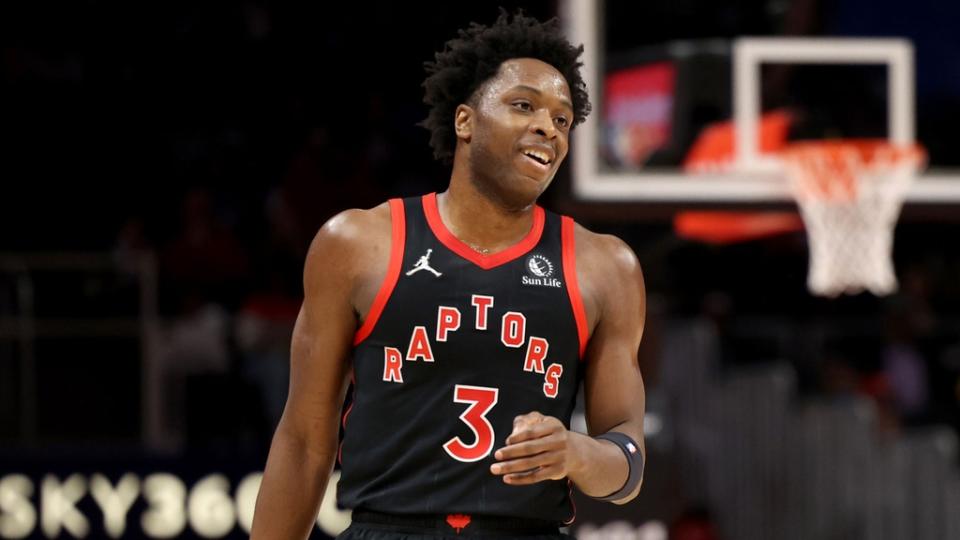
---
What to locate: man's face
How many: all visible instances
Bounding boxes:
[460,58,574,208]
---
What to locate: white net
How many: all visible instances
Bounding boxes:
[782,141,926,297]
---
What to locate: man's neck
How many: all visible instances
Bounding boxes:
[437,169,537,254]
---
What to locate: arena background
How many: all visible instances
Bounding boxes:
[2,1,959,539]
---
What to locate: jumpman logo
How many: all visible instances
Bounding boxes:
[406,248,442,277]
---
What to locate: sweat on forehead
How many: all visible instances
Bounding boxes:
[471,58,572,105]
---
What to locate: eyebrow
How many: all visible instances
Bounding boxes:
[511,85,574,113]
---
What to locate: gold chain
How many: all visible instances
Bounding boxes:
[468,243,491,255]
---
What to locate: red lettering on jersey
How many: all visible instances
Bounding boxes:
[543,363,563,398]
[471,295,494,330]
[500,312,526,348]
[382,347,403,383]
[406,325,434,362]
[523,336,549,374]
[436,306,461,342]
[443,385,499,462]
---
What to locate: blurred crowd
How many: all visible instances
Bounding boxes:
[3,1,554,452]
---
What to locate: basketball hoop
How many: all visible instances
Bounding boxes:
[781,139,926,297]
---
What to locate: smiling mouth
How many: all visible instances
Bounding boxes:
[521,149,552,166]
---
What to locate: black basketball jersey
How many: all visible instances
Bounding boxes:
[337,193,589,524]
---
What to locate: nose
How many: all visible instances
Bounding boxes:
[529,108,556,139]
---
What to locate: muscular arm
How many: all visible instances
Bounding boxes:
[491,226,646,504]
[250,205,391,539]
[571,229,647,502]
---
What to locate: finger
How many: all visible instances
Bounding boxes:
[505,421,560,446]
[513,411,544,427]
[494,436,561,461]
[490,451,560,476]
[503,464,564,485]
[509,413,542,435]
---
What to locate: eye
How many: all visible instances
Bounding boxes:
[512,100,533,112]
[555,116,569,128]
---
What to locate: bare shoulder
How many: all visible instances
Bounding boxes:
[572,222,642,277]
[309,202,391,253]
[304,202,393,312]
[570,221,645,332]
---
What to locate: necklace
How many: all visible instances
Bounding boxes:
[468,243,491,255]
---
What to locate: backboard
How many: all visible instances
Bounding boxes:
[562,0,960,203]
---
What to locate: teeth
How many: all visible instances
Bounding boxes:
[523,150,550,164]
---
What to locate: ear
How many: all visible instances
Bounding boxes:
[454,104,473,142]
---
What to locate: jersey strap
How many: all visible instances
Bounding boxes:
[353,198,406,345]
[561,216,588,358]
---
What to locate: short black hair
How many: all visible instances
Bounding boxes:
[420,10,592,163]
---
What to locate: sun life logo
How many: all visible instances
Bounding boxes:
[527,254,553,278]
[522,254,561,288]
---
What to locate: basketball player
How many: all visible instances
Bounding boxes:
[251,12,646,539]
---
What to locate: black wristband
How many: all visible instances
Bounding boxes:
[592,432,644,502]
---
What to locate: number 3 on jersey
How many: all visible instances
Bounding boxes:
[443,385,499,462]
